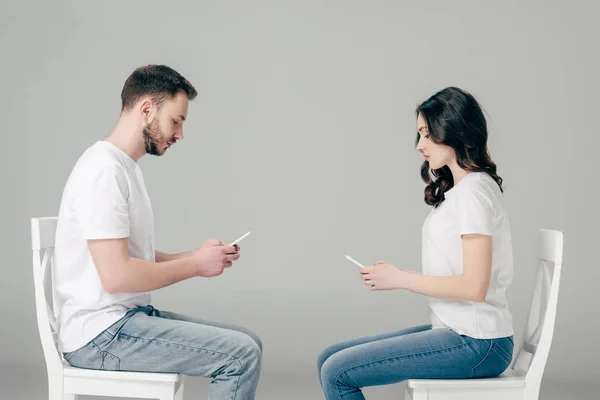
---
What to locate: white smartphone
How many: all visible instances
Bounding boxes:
[231,231,252,246]
[345,254,366,268]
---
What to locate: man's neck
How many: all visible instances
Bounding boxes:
[105,118,145,162]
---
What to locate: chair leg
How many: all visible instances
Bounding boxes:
[157,385,178,400]
[174,380,184,400]
[48,380,64,400]
[411,388,428,400]
[404,385,412,400]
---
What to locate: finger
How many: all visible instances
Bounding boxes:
[374,260,386,265]
[224,261,233,268]
[225,252,241,262]
[233,244,240,252]
[222,245,237,254]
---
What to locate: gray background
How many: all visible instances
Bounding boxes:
[1,0,598,399]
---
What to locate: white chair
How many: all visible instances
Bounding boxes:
[31,216,184,400]
[405,228,564,400]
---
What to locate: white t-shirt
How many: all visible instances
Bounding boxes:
[53,140,154,353]
[421,172,514,339]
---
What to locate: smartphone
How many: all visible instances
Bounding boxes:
[345,254,365,268]
[231,231,252,246]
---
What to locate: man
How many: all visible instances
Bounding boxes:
[53,65,262,399]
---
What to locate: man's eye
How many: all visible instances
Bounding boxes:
[173,120,179,125]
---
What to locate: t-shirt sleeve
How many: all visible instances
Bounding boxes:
[73,164,130,240]
[454,182,494,236]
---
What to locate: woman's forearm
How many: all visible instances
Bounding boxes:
[397,270,487,302]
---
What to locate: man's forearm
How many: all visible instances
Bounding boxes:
[155,249,196,262]
[106,257,197,294]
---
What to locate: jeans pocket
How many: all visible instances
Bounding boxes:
[63,351,75,363]
[490,339,513,365]
[104,309,138,338]
[472,340,511,378]
[98,350,121,371]
[66,340,121,371]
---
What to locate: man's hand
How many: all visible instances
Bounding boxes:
[193,239,240,277]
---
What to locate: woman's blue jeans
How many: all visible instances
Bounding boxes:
[317,324,513,400]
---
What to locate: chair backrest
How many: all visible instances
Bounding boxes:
[31,217,64,375]
[511,228,563,385]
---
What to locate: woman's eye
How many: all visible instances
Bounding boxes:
[173,120,178,125]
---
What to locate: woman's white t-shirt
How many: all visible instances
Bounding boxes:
[422,172,514,339]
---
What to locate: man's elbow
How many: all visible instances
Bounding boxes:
[97,263,128,294]
[100,276,124,294]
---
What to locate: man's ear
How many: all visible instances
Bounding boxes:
[139,98,153,123]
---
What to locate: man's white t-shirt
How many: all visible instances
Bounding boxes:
[422,172,514,339]
[53,140,154,353]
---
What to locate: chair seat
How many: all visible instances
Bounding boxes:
[63,363,181,382]
[407,370,525,389]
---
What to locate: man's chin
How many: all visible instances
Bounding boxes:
[145,146,167,157]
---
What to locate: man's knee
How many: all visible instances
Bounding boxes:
[229,332,262,373]
[242,335,261,364]
[246,330,262,353]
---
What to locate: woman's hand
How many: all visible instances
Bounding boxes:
[360,261,410,290]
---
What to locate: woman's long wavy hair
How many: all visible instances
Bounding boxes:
[416,87,503,207]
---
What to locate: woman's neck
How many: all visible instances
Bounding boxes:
[447,160,469,185]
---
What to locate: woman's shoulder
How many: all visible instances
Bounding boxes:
[455,172,501,194]
[450,172,505,210]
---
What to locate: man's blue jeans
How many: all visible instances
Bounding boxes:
[318,324,513,400]
[63,305,262,400]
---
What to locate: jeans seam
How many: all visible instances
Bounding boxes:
[116,332,242,398]
[471,340,493,378]
[90,339,121,371]
[490,342,513,365]
[333,340,471,393]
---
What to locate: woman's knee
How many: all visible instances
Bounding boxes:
[320,353,353,389]
[317,344,338,373]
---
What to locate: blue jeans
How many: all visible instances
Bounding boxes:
[63,305,262,400]
[317,324,513,400]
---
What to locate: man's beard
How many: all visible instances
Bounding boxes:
[143,119,166,156]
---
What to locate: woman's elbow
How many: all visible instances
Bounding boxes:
[469,286,488,303]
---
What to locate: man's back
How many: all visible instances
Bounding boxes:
[54,140,154,353]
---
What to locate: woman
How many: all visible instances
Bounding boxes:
[318,87,514,399]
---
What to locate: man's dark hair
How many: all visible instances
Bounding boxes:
[121,65,197,112]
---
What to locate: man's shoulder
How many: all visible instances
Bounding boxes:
[63,143,132,197]
[72,142,129,177]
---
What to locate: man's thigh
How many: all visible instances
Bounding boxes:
[154,308,262,351]
[64,307,260,376]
